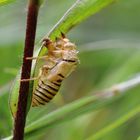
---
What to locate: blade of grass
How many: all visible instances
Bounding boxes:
[25,95,117,137]
[43,0,115,41]
[86,105,140,140]
[24,75,140,137]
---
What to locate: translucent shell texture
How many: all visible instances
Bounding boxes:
[32,35,79,107]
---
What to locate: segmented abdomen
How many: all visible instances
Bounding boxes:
[32,74,64,107]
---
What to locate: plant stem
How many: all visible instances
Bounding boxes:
[13,0,40,140]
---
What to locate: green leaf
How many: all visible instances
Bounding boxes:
[44,0,115,41]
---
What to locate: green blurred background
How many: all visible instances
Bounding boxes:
[0,0,140,140]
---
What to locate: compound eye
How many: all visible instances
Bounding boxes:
[42,38,52,47]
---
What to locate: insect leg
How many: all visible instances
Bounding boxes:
[20,67,44,82]
[26,55,49,60]
[20,77,39,82]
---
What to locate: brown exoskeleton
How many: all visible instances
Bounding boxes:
[22,33,79,106]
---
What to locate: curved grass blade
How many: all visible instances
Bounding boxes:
[37,0,115,58]
[23,75,140,138]
[86,105,140,140]
[44,0,115,41]
[24,94,121,137]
